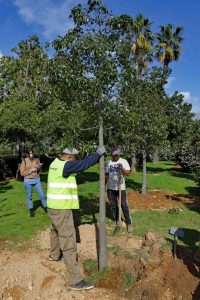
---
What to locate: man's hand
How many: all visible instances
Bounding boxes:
[117,163,122,169]
[97,145,107,156]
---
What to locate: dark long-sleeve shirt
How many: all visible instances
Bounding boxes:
[62,152,100,178]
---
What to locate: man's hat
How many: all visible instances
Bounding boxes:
[111,147,121,156]
[62,147,79,155]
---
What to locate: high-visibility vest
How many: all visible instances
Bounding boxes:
[47,158,79,209]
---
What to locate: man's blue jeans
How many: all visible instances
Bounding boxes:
[24,177,47,209]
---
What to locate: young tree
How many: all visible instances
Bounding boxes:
[52,0,120,269]
[119,67,167,194]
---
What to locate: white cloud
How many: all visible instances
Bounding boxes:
[179,91,200,114]
[164,76,175,89]
[0,50,3,58]
[180,91,198,102]
[13,0,83,38]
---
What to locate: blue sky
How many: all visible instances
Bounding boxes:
[0,0,199,113]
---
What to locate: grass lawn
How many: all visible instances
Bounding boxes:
[0,179,50,246]
[0,160,200,250]
[126,160,198,195]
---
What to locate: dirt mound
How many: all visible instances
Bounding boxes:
[132,250,200,300]
[127,190,200,211]
[0,225,200,300]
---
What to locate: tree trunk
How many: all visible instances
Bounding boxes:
[131,152,137,172]
[98,116,107,270]
[153,147,159,164]
[142,151,147,195]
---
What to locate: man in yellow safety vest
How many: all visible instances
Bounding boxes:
[47,146,106,291]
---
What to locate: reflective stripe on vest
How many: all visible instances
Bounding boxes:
[48,183,77,188]
[47,158,79,209]
[47,194,78,200]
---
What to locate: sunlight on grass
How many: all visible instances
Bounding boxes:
[0,161,199,249]
[130,161,198,194]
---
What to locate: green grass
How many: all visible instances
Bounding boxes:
[0,179,50,246]
[83,259,111,285]
[133,208,200,250]
[127,161,198,195]
[123,272,135,288]
[0,160,200,250]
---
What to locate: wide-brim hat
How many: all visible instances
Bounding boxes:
[62,147,79,155]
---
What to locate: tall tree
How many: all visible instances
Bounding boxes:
[152,24,184,163]
[119,67,167,194]
[164,92,194,152]
[155,24,184,71]
[131,14,154,75]
[53,0,120,270]
[0,36,51,154]
[109,13,154,77]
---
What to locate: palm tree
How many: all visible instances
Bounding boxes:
[131,14,154,74]
[155,24,184,71]
[152,24,184,164]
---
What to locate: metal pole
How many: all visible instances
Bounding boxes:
[98,115,107,270]
[142,151,147,195]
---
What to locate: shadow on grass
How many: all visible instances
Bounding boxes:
[146,166,168,173]
[126,178,142,191]
[185,186,200,197]
[0,212,15,218]
[0,181,13,194]
[33,200,46,211]
[39,173,48,183]
[164,162,176,166]
[166,192,200,212]
[0,202,15,218]
[146,161,178,173]
[171,171,195,181]
[77,195,113,223]
[147,162,195,182]
[76,172,99,184]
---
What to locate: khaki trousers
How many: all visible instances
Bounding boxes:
[48,208,83,285]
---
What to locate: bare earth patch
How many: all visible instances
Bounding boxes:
[0,224,122,300]
[1,190,200,299]
[127,190,200,211]
[0,225,200,300]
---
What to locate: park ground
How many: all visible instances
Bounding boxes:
[0,161,200,300]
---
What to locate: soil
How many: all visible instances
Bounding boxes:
[1,190,200,300]
[127,190,199,211]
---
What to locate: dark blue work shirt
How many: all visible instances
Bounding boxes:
[62,152,100,178]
